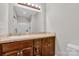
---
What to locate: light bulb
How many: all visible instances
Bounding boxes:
[27,3,31,5]
[31,4,34,6]
[38,6,41,9]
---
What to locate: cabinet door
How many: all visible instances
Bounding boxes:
[21,47,33,56]
[2,50,20,56]
[42,37,55,56]
[46,37,55,56]
[33,39,41,56]
[41,38,48,56]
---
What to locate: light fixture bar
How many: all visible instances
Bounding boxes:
[18,3,40,10]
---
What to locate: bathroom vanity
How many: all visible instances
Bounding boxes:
[0,33,55,56]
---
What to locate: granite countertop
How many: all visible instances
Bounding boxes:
[0,32,56,43]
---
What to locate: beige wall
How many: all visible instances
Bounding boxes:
[0,3,8,34]
[31,3,46,32]
[46,3,79,55]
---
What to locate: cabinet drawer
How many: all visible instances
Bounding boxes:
[2,41,21,53]
[21,40,33,49]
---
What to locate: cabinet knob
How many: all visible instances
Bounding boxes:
[20,51,23,56]
[17,53,20,56]
[37,49,39,52]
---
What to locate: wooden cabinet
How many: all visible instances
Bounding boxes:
[1,40,33,56]
[33,39,41,56]
[21,47,33,56]
[0,36,55,56]
[3,50,20,56]
[2,41,21,53]
[42,37,55,56]
[42,38,48,56]
[3,47,33,56]
[33,37,55,56]
[20,40,33,56]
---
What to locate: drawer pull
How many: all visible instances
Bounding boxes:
[17,53,20,56]
[20,51,23,56]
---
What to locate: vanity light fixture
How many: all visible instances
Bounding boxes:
[18,3,41,10]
